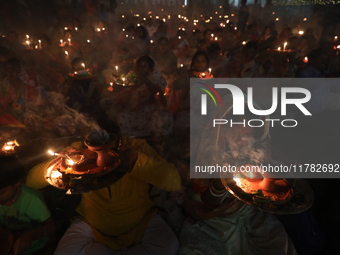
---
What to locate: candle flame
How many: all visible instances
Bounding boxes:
[233,177,242,187]
[2,140,19,152]
[51,171,62,179]
[48,150,55,156]
[67,159,75,166]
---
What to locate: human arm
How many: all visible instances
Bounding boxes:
[0,225,14,255]
[13,217,55,255]
[127,138,181,191]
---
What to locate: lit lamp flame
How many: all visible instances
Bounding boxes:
[48,150,57,156]
[67,159,75,166]
[233,177,242,187]
[2,140,19,152]
[303,57,308,63]
[51,171,62,179]
[242,41,247,45]
[298,31,304,35]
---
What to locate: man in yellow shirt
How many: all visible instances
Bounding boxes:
[26,127,181,255]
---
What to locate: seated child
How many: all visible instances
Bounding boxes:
[0,155,55,255]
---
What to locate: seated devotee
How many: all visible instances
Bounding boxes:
[61,57,104,120]
[171,51,212,134]
[197,29,213,52]
[151,37,178,75]
[175,111,298,255]
[0,58,47,113]
[116,55,172,137]
[0,155,56,255]
[170,29,191,67]
[25,123,181,255]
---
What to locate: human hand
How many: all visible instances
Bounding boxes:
[13,232,33,255]
[0,228,14,255]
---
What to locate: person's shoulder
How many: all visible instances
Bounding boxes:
[20,184,43,198]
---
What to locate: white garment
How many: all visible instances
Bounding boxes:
[54,214,179,255]
[178,204,297,255]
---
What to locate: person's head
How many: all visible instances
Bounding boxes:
[191,51,209,72]
[241,0,247,6]
[0,156,24,205]
[203,29,213,41]
[262,26,271,36]
[135,55,155,77]
[193,29,202,40]
[157,37,170,53]
[71,57,86,71]
[308,49,329,72]
[135,26,148,40]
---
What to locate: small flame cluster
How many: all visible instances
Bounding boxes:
[1,140,19,153]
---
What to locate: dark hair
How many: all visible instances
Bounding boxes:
[158,36,169,44]
[71,57,86,66]
[203,29,212,37]
[4,58,22,71]
[0,156,25,189]
[190,51,209,70]
[136,55,155,69]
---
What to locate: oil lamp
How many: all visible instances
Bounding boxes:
[1,140,19,153]
[44,129,123,194]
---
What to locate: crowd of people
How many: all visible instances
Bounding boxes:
[1,0,340,254]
